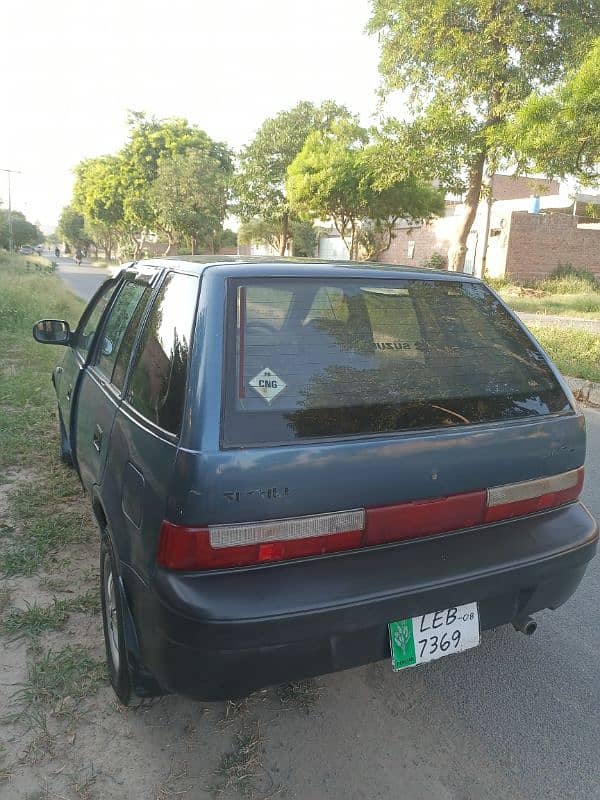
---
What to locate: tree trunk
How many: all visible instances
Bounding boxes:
[278,212,289,256]
[163,234,174,256]
[448,151,486,272]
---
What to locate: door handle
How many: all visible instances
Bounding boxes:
[66,384,72,401]
[93,424,103,453]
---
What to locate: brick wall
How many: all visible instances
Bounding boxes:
[491,174,559,202]
[505,212,600,282]
[378,217,455,267]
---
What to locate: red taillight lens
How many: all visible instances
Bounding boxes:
[157,468,584,570]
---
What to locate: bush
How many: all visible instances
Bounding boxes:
[423,252,447,270]
[543,263,599,294]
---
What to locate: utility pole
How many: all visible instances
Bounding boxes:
[0,168,21,252]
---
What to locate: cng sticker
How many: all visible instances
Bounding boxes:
[249,367,286,404]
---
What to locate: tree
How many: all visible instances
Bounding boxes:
[0,209,43,250]
[149,148,231,255]
[287,121,369,259]
[119,111,232,257]
[235,101,352,255]
[507,38,600,184]
[287,122,445,260]
[57,206,87,250]
[72,155,126,260]
[368,0,600,270]
[238,217,317,256]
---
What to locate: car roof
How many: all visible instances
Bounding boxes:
[130,255,482,283]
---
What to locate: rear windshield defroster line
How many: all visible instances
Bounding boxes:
[222,278,571,447]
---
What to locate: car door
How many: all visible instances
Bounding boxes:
[75,276,155,494]
[55,278,120,448]
[100,270,200,572]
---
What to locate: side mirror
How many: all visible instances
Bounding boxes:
[32,319,71,345]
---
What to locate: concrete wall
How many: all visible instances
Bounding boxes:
[504,212,600,283]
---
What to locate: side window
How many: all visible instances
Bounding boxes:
[111,287,153,391]
[95,282,147,381]
[127,273,198,435]
[75,281,118,359]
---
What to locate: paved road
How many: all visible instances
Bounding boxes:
[54,261,600,799]
[518,311,600,332]
[56,256,108,301]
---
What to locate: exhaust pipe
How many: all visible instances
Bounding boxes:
[512,616,537,636]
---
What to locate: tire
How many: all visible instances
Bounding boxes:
[100,533,134,705]
[58,410,73,466]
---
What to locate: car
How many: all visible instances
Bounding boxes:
[32,257,598,704]
[18,245,36,255]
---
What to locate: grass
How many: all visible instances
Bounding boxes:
[13,644,106,712]
[531,326,600,383]
[499,287,600,318]
[1,590,99,639]
[491,265,600,319]
[1,598,71,638]
[0,254,88,576]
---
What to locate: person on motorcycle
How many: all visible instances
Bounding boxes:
[75,248,83,265]
[54,246,60,259]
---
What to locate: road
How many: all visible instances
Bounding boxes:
[54,263,600,800]
[56,255,109,301]
[518,311,600,333]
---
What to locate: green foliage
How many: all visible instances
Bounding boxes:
[235,100,352,254]
[508,39,600,183]
[531,325,600,382]
[66,111,232,259]
[238,218,281,251]
[57,206,87,250]
[546,263,599,292]
[423,252,447,270]
[287,122,445,260]
[149,147,231,254]
[291,220,317,257]
[218,228,238,248]
[120,111,232,254]
[0,209,43,250]
[368,0,600,269]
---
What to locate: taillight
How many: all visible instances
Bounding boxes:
[157,468,583,570]
[484,468,583,522]
[157,510,365,570]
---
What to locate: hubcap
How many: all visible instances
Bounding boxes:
[104,559,120,672]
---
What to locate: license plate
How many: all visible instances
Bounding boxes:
[389,602,480,672]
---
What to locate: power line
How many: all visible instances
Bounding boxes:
[0,168,22,252]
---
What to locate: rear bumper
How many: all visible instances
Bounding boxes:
[126,502,598,700]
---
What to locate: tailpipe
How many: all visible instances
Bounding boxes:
[512,616,537,636]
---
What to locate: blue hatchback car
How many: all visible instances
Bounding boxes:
[33,258,598,704]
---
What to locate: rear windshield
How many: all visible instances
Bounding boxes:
[222,278,570,446]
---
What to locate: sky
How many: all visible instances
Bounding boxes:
[1,0,389,232]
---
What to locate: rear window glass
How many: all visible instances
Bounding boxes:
[223,278,570,446]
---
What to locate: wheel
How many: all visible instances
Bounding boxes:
[58,409,73,466]
[100,534,134,705]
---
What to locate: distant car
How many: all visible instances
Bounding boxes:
[32,257,598,705]
[18,245,36,255]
